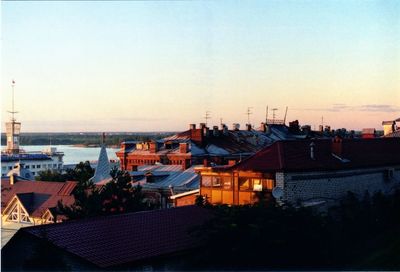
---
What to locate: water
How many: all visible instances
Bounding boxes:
[16,145,120,165]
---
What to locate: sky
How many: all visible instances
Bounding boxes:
[1,0,399,132]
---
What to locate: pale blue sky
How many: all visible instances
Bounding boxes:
[1,1,399,132]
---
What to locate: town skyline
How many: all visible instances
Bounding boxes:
[2,1,399,132]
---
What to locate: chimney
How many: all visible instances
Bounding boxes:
[260,122,267,132]
[190,124,196,130]
[179,142,188,153]
[212,126,219,137]
[10,174,17,185]
[149,141,158,153]
[246,124,252,131]
[203,158,210,167]
[203,126,210,137]
[228,160,237,166]
[310,141,316,160]
[232,123,240,131]
[222,124,229,135]
[331,136,343,157]
[199,123,206,130]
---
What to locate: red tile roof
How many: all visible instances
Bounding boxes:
[232,138,400,172]
[20,206,212,268]
[1,181,77,218]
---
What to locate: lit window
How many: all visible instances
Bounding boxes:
[253,179,263,191]
[222,177,232,190]
[262,179,274,190]
[239,178,251,191]
[7,203,31,223]
[212,177,221,187]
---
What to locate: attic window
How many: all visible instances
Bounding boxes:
[7,203,31,223]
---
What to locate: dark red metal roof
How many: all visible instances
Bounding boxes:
[21,205,212,268]
[1,181,77,217]
[233,138,400,172]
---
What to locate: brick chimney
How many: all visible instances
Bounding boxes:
[260,122,267,132]
[149,141,158,153]
[228,159,237,166]
[222,124,229,135]
[203,126,210,137]
[10,174,17,185]
[190,125,204,145]
[179,142,188,153]
[246,124,252,131]
[212,126,219,137]
[331,136,343,157]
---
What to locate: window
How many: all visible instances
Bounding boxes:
[32,165,36,169]
[262,179,274,190]
[212,177,221,187]
[9,166,12,170]
[222,177,232,190]
[239,177,251,191]
[37,165,41,169]
[253,179,263,191]
[202,176,212,187]
[7,203,31,223]
[25,165,30,169]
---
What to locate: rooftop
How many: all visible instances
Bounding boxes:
[229,138,400,172]
[10,205,212,268]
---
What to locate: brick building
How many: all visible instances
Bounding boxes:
[117,123,301,172]
[197,137,400,206]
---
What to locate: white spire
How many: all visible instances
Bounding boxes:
[90,133,112,184]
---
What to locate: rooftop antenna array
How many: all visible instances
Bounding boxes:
[246,107,253,125]
[204,111,211,126]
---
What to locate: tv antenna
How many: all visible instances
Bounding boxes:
[204,111,211,126]
[272,108,278,121]
[283,106,288,124]
[265,106,269,123]
[246,107,253,125]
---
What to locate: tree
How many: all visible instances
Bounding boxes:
[57,170,147,220]
[36,161,95,183]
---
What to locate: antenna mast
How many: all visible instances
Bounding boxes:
[8,80,18,121]
[204,111,211,126]
[246,107,253,125]
[272,108,278,122]
[283,106,288,124]
[265,106,268,123]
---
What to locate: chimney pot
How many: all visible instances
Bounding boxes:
[212,126,219,137]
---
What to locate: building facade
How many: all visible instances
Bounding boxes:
[198,138,400,206]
